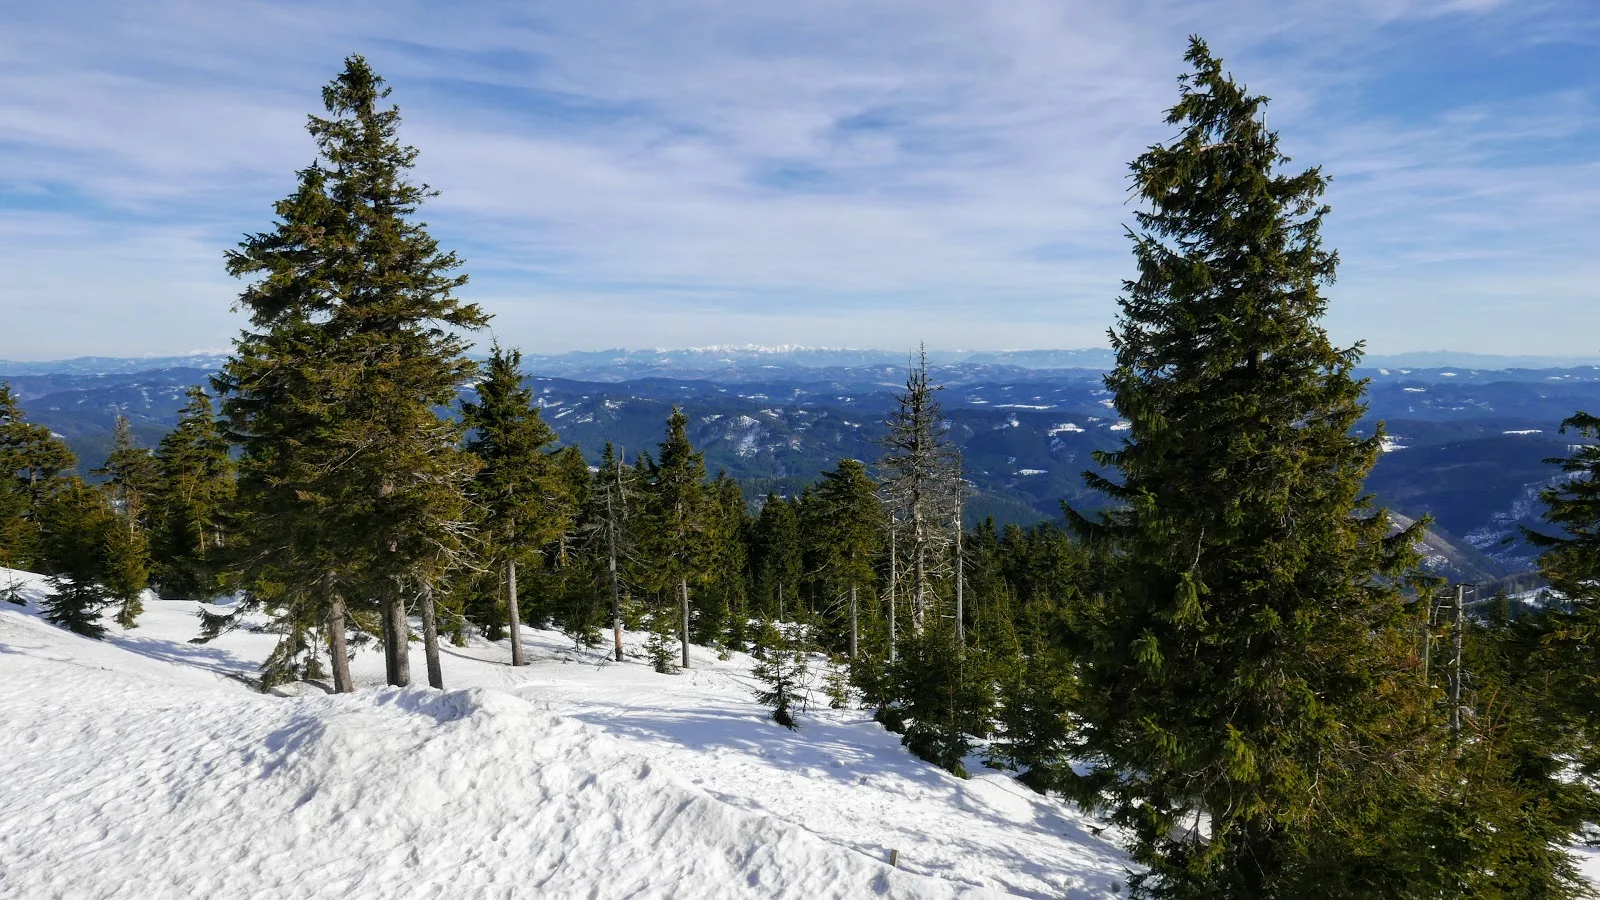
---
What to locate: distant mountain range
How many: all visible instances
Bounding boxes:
[4,350,1595,585]
[5,346,1598,379]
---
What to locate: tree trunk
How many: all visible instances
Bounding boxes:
[849,583,858,661]
[326,577,353,694]
[610,546,623,662]
[954,482,965,652]
[888,525,898,663]
[384,595,411,687]
[420,583,444,690]
[679,577,691,670]
[912,508,926,634]
[507,557,525,667]
[1450,583,1464,742]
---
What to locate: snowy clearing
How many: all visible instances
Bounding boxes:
[0,568,1130,899]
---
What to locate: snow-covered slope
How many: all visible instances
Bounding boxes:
[0,569,1129,899]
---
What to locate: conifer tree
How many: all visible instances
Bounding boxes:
[990,604,1076,794]
[807,458,883,660]
[1414,604,1592,897]
[639,408,713,670]
[752,491,803,621]
[92,417,156,626]
[149,387,234,600]
[890,619,993,777]
[878,346,957,633]
[701,472,749,648]
[751,616,809,730]
[0,381,78,578]
[37,478,118,637]
[462,343,563,666]
[215,55,487,692]
[581,443,635,662]
[644,603,680,674]
[1066,38,1427,896]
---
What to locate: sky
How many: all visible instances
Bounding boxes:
[1,0,1596,361]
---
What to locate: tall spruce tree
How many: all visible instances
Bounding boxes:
[462,343,563,666]
[1065,38,1427,897]
[149,387,234,600]
[639,408,713,670]
[215,55,487,692]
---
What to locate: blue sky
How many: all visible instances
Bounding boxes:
[1,0,1596,360]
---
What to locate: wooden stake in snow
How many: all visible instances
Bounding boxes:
[888,848,900,868]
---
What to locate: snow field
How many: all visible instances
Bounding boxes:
[0,568,1129,899]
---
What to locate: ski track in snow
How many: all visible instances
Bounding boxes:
[0,568,1129,899]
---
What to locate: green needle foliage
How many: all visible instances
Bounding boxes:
[462,342,565,659]
[0,382,78,579]
[149,387,235,601]
[638,408,714,670]
[1066,37,1429,897]
[214,55,486,690]
[92,416,156,627]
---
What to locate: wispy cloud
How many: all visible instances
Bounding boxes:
[0,0,1595,359]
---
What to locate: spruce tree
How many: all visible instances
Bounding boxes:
[462,343,563,666]
[701,472,749,648]
[580,442,635,662]
[751,616,809,730]
[0,381,78,579]
[1066,38,1427,896]
[92,417,156,626]
[644,602,681,674]
[890,619,993,777]
[37,478,117,637]
[215,55,487,692]
[807,458,883,660]
[149,387,234,600]
[752,491,803,621]
[639,408,713,670]
[1517,412,1600,871]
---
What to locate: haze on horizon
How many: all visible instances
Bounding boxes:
[1,0,1596,361]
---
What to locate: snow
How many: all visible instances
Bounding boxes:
[1016,469,1048,476]
[1381,437,1407,452]
[0,568,1130,899]
[1403,387,1427,393]
[1503,429,1543,435]
[1108,421,1131,432]
[1048,423,1084,435]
